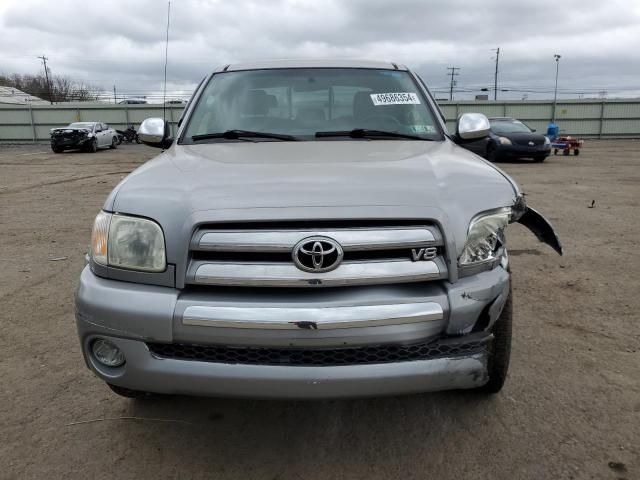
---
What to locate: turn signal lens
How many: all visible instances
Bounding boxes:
[91,211,112,265]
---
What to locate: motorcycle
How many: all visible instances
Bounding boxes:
[115,125,141,144]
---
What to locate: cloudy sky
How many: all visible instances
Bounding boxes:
[1,0,639,101]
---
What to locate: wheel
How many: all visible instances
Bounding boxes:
[574,149,580,156]
[553,149,558,155]
[534,155,546,163]
[474,288,512,394]
[107,383,156,399]
[117,135,123,145]
[87,138,98,153]
[135,134,141,144]
[110,136,117,149]
[562,149,570,156]
[485,143,497,162]
[52,146,63,154]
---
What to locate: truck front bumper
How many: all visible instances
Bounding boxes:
[81,335,489,399]
[75,265,509,399]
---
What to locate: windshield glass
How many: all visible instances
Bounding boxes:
[182,68,442,142]
[490,120,532,134]
[69,122,94,130]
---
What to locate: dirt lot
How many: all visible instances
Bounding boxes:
[0,140,638,480]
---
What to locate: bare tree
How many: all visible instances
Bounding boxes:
[0,72,102,102]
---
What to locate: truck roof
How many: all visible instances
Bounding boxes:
[217,59,408,72]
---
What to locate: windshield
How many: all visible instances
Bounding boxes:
[69,122,94,130]
[182,68,442,142]
[490,120,532,134]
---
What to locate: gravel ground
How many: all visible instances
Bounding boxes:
[0,140,638,480]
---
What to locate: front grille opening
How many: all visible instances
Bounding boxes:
[147,338,488,367]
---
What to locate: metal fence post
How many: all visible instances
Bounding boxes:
[29,103,37,143]
[598,101,605,139]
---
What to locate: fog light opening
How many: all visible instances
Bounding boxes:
[91,338,125,367]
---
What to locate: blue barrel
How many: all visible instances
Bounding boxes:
[547,122,559,140]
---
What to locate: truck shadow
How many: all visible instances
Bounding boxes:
[118,390,506,473]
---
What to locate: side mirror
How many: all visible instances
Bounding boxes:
[95,127,102,133]
[138,117,173,149]
[530,128,537,132]
[455,113,490,142]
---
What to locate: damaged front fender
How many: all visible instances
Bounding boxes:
[512,199,563,255]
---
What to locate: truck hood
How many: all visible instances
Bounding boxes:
[107,140,519,260]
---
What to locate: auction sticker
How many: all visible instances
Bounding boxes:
[370,92,420,105]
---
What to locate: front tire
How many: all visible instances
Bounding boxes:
[534,155,546,163]
[87,138,98,153]
[52,146,63,154]
[485,143,497,162]
[110,136,118,149]
[475,288,512,394]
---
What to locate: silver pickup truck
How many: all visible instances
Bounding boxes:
[75,59,562,399]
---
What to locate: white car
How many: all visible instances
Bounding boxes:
[50,122,118,153]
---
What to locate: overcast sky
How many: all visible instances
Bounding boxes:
[1,0,639,101]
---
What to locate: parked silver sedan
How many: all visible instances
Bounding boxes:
[50,122,118,153]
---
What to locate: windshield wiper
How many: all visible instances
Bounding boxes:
[315,129,430,141]
[191,130,298,142]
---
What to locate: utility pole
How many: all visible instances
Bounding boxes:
[447,67,460,101]
[552,54,561,123]
[113,85,117,104]
[492,47,500,101]
[37,55,53,104]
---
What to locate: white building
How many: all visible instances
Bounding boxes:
[0,86,48,105]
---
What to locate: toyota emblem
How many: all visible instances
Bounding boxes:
[292,236,344,273]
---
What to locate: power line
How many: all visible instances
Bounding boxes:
[447,67,460,101]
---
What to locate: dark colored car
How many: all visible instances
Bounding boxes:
[483,117,551,162]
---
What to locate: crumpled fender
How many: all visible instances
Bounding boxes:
[512,197,563,255]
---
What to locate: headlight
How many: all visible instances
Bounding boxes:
[544,136,551,145]
[459,208,511,266]
[498,136,512,145]
[90,212,166,272]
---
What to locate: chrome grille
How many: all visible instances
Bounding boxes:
[186,224,447,288]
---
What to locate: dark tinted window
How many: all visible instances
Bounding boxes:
[490,120,532,134]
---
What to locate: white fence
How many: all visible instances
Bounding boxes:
[439,99,640,138]
[1,99,640,143]
[0,104,185,143]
